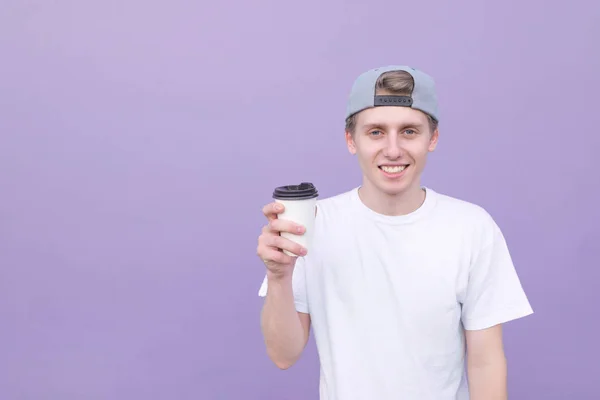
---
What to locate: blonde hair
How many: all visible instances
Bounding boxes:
[345,70,439,134]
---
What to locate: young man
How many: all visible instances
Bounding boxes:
[256,65,533,399]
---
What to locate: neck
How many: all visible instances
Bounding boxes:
[358,179,426,216]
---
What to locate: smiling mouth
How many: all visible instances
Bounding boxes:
[379,165,408,174]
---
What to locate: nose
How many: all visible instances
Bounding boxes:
[382,134,403,160]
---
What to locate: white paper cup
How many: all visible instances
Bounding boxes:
[272,182,318,256]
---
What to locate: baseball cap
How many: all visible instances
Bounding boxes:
[345,65,439,122]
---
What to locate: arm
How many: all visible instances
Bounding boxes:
[460,214,533,398]
[260,273,311,369]
[465,324,507,400]
[257,201,312,369]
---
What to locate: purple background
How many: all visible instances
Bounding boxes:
[1,0,598,399]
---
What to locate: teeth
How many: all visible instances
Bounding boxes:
[381,165,406,173]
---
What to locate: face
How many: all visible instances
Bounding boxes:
[345,106,438,198]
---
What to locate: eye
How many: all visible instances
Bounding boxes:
[404,129,416,135]
[369,130,383,136]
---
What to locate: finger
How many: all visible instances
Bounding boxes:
[267,235,307,257]
[260,247,296,265]
[258,232,305,258]
[262,202,284,222]
[269,218,305,235]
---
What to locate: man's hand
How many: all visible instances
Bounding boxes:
[465,324,508,400]
[256,201,307,280]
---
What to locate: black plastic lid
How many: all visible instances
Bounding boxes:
[272,182,319,200]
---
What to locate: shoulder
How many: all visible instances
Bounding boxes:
[431,189,494,221]
[315,187,358,216]
[429,189,502,244]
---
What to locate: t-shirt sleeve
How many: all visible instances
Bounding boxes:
[257,256,309,314]
[460,218,534,331]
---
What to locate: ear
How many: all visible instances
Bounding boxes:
[345,131,357,155]
[428,128,439,152]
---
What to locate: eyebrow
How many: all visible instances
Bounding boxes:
[361,122,424,130]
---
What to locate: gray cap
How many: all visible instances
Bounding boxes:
[345,65,439,122]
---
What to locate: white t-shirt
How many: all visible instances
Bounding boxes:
[258,187,533,400]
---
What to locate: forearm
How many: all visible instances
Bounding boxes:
[467,355,508,400]
[260,273,306,369]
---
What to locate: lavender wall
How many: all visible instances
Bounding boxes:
[1,1,598,399]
